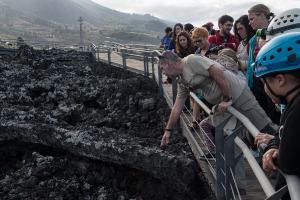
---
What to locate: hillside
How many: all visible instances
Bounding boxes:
[0,0,169,45]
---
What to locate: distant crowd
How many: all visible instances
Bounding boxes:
[158,3,300,199]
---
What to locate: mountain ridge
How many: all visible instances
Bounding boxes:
[0,0,169,44]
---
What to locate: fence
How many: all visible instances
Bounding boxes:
[0,38,92,51]
[90,44,300,200]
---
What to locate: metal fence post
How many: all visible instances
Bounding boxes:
[152,53,155,80]
[224,125,244,199]
[108,48,111,66]
[171,78,180,131]
[122,50,127,70]
[90,45,95,60]
[145,52,149,77]
[215,117,232,200]
[158,64,163,97]
[144,52,147,76]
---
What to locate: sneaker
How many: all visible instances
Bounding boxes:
[270,170,278,179]
[200,152,215,161]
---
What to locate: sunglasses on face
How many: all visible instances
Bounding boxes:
[237,26,245,32]
[193,39,203,44]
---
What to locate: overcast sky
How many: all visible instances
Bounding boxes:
[91,0,300,29]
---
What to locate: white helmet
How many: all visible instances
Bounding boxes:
[266,8,300,41]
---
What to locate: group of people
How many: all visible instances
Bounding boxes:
[158,4,300,199]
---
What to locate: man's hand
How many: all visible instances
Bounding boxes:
[254,133,274,146]
[217,100,232,114]
[262,148,279,172]
[160,131,171,146]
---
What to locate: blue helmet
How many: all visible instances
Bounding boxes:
[254,32,300,77]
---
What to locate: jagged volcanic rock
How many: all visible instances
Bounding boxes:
[0,47,214,199]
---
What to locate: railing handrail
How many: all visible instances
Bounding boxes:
[94,45,156,54]
[191,90,299,199]
[191,94,276,197]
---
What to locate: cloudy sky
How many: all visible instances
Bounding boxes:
[91,0,300,28]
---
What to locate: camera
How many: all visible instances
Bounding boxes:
[209,43,226,55]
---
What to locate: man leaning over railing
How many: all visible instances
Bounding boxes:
[158,50,278,192]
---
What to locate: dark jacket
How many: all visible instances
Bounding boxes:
[264,91,300,177]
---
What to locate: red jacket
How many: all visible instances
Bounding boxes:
[208,30,239,52]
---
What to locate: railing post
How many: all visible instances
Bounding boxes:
[143,52,149,77]
[146,52,149,77]
[122,50,127,70]
[215,117,232,200]
[90,45,95,60]
[107,48,111,66]
[158,64,163,97]
[224,125,245,199]
[95,47,100,62]
[151,53,155,80]
[171,78,180,132]
[144,52,147,76]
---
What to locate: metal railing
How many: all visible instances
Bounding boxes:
[1,38,92,51]
[91,43,158,80]
[89,43,300,200]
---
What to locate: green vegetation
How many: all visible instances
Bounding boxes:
[0,0,170,45]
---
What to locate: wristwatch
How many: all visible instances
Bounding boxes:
[222,95,233,102]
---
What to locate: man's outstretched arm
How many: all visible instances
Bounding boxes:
[161,97,187,146]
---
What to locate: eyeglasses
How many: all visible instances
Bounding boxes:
[237,26,245,32]
[193,39,203,44]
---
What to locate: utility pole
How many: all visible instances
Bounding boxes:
[78,16,83,43]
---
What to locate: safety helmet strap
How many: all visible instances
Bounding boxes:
[262,76,300,104]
